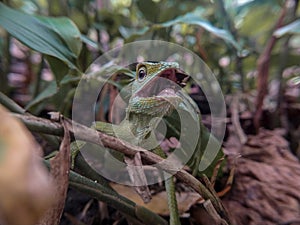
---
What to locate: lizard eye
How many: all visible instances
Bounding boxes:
[138,66,147,81]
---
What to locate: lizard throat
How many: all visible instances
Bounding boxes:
[134,68,189,98]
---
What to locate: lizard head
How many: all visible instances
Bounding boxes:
[131,61,189,98]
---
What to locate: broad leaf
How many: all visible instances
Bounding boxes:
[46,55,70,84]
[156,12,241,52]
[274,19,300,37]
[0,3,80,69]
[38,16,82,57]
[25,81,58,110]
[120,9,242,52]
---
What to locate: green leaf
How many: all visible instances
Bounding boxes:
[59,75,81,86]
[37,16,82,57]
[136,0,161,22]
[25,81,58,110]
[156,12,242,51]
[89,63,135,79]
[119,26,149,40]
[120,8,242,52]
[80,34,103,51]
[236,0,281,14]
[274,19,300,37]
[46,55,70,84]
[88,64,134,89]
[0,3,79,69]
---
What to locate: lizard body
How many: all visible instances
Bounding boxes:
[74,61,223,225]
[95,61,188,225]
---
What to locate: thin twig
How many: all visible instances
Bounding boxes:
[203,200,228,225]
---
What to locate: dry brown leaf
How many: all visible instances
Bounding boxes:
[38,117,70,225]
[223,128,300,225]
[111,183,201,216]
[0,105,54,225]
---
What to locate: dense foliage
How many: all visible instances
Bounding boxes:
[0,0,300,225]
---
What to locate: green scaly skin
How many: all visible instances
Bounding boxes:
[98,61,187,225]
[74,61,222,225]
[92,61,188,225]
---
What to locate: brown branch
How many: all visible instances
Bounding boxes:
[253,3,288,132]
[13,113,231,224]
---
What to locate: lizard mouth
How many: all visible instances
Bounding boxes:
[135,68,189,98]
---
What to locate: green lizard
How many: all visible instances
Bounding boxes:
[74,61,224,225]
[94,61,189,225]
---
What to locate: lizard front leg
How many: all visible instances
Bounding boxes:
[94,121,152,203]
